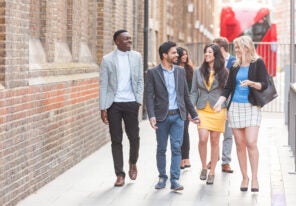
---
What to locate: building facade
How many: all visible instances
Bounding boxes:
[274,0,295,44]
[148,0,216,66]
[0,0,219,205]
[0,0,144,205]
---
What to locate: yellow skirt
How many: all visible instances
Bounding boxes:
[197,102,227,133]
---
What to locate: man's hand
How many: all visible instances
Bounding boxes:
[149,118,158,130]
[101,110,109,125]
[191,117,200,126]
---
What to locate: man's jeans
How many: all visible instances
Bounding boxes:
[155,113,184,183]
[222,120,233,165]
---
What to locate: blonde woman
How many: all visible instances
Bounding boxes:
[214,35,269,192]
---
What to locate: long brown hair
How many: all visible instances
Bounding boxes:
[200,44,228,88]
[176,47,193,82]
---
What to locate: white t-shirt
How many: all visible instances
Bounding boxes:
[114,50,136,102]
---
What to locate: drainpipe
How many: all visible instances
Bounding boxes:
[143,0,149,120]
[133,0,138,49]
[144,0,148,74]
[291,0,295,82]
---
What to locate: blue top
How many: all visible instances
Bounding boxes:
[232,66,250,103]
[161,64,178,110]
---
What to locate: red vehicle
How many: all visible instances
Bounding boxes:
[220,2,277,76]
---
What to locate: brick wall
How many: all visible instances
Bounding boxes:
[0,77,105,205]
[96,0,144,61]
[0,0,145,205]
[4,0,29,88]
[0,1,5,86]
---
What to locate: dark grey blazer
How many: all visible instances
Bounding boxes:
[191,68,227,109]
[144,64,198,121]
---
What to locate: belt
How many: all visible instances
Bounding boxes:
[168,109,179,115]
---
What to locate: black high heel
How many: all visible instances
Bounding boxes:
[240,186,248,192]
[251,180,259,192]
[240,178,249,192]
[251,187,259,192]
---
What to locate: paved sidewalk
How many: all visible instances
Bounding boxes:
[17,112,296,206]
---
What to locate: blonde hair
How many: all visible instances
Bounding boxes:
[233,35,259,67]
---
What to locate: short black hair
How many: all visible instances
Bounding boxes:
[158,41,176,60]
[113,29,128,42]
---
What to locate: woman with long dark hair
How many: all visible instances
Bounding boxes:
[191,44,228,184]
[176,47,194,170]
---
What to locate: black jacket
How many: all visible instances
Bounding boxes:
[221,58,268,108]
[144,64,198,121]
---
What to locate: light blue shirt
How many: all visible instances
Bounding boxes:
[232,66,250,103]
[161,64,178,110]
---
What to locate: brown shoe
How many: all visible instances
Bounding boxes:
[222,164,233,173]
[114,176,125,187]
[129,163,137,180]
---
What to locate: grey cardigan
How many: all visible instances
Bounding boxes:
[99,49,143,110]
[190,68,227,109]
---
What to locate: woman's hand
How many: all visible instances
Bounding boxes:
[214,96,226,112]
[213,102,222,112]
[240,80,252,87]
[240,80,262,90]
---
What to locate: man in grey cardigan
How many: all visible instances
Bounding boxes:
[99,29,143,187]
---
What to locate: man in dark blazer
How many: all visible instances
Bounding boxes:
[144,41,200,191]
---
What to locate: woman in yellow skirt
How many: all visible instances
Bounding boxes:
[191,44,229,184]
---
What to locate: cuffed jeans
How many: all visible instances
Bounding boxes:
[155,113,184,183]
[107,102,140,178]
[222,120,233,165]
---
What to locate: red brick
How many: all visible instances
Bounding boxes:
[0,0,145,205]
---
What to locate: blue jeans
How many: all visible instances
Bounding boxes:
[155,114,184,183]
[222,120,233,165]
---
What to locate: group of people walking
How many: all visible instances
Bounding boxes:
[99,29,269,193]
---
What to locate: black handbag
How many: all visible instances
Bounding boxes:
[252,75,278,107]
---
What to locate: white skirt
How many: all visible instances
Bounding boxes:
[228,102,261,128]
